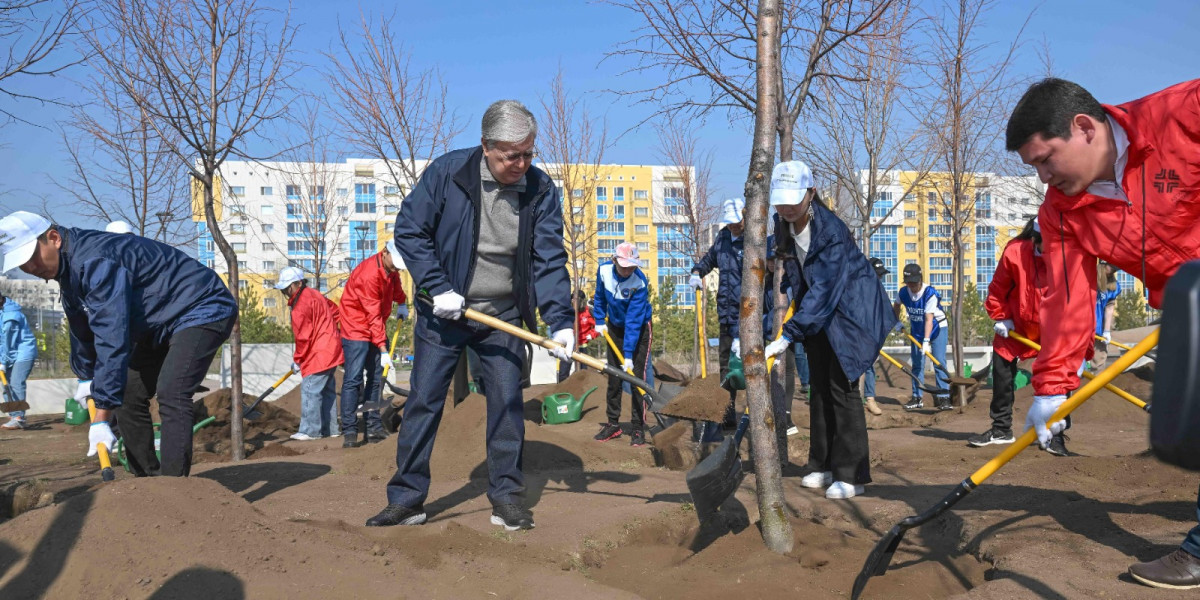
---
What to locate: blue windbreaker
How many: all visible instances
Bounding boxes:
[897,284,945,342]
[1094,280,1121,335]
[0,299,36,365]
[692,226,744,326]
[55,228,237,409]
[592,261,652,357]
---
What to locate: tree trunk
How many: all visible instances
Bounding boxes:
[740,0,793,555]
[204,180,244,461]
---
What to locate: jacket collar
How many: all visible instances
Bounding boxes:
[1048,103,1155,212]
[453,145,551,204]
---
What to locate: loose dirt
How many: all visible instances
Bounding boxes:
[651,421,698,471]
[660,375,731,422]
[653,359,688,383]
[190,388,301,461]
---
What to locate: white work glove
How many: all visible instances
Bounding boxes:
[291,362,302,374]
[731,338,741,358]
[87,421,116,458]
[623,359,634,373]
[549,328,574,361]
[595,324,608,337]
[994,319,1014,338]
[380,349,393,371]
[395,304,409,321]
[921,341,931,356]
[431,290,465,320]
[1025,394,1068,448]
[1100,331,1111,344]
[764,336,791,359]
[75,379,92,402]
[689,273,703,289]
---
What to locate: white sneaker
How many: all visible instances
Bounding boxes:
[1,417,25,430]
[289,432,317,441]
[800,471,833,488]
[825,481,865,499]
[786,426,800,436]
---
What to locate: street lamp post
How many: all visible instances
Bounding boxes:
[155,211,171,241]
[355,224,371,266]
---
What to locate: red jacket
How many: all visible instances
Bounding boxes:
[1035,79,1200,395]
[985,238,1045,362]
[339,252,406,347]
[289,286,344,376]
[577,307,599,346]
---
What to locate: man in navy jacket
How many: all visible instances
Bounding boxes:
[1,211,236,476]
[369,100,574,532]
[691,198,744,427]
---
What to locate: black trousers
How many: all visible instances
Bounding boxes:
[806,331,871,485]
[717,323,738,423]
[119,316,234,477]
[990,351,1018,433]
[605,322,651,429]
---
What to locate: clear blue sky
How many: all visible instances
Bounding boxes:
[1,0,1198,228]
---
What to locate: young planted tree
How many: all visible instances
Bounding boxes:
[86,0,298,460]
[538,68,610,341]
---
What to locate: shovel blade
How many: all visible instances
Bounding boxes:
[685,435,744,521]
[0,401,29,413]
[851,524,907,600]
[241,405,263,420]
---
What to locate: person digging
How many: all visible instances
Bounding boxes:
[892,263,951,410]
[276,266,344,441]
[1007,76,1200,589]
[593,242,653,447]
[0,211,236,476]
[0,294,37,430]
[690,197,746,431]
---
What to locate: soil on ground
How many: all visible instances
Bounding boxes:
[0,354,1189,599]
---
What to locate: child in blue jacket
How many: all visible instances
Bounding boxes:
[592,242,653,447]
[1,296,37,429]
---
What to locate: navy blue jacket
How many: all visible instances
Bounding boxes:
[394,146,573,333]
[692,226,743,328]
[772,205,896,380]
[55,228,237,409]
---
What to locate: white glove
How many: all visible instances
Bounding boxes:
[380,350,393,371]
[921,341,931,356]
[1025,394,1068,448]
[764,336,791,359]
[623,359,634,373]
[994,319,1014,338]
[1100,331,1111,344]
[395,304,409,321]
[731,338,741,358]
[595,324,608,336]
[431,290,465,320]
[87,421,116,458]
[291,362,302,374]
[689,273,703,289]
[75,379,92,402]
[549,328,574,361]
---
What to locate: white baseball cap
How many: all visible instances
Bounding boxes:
[719,198,745,225]
[385,239,406,270]
[105,220,134,234]
[769,161,815,206]
[614,242,641,268]
[0,211,52,273]
[274,266,305,289]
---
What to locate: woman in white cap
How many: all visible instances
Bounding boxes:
[763,161,896,499]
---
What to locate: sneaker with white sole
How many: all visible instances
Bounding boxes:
[490,503,535,531]
[903,397,924,411]
[966,428,1014,447]
[800,471,833,488]
[1,417,26,430]
[289,432,317,441]
[825,481,865,499]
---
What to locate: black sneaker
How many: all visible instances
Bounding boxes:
[967,428,1015,447]
[490,503,534,531]
[365,503,427,527]
[630,429,645,447]
[1045,433,1070,457]
[935,398,954,411]
[594,422,622,442]
[903,397,924,411]
[342,436,360,449]
[367,430,388,443]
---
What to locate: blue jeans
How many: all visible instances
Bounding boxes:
[1183,485,1200,559]
[386,309,526,508]
[910,326,949,400]
[4,359,33,418]
[299,367,339,438]
[863,361,876,399]
[794,342,810,387]
[340,339,384,435]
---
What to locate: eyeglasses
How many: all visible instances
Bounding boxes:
[498,150,537,163]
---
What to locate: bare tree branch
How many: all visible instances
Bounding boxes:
[0,0,89,124]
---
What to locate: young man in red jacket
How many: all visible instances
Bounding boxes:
[338,240,407,448]
[1007,77,1200,589]
[276,266,344,441]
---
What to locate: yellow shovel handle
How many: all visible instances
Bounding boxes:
[1097,334,1135,352]
[906,332,944,367]
[1008,331,1147,410]
[382,325,402,378]
[601,327,648,397]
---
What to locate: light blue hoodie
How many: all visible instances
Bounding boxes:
[2,299,38,366]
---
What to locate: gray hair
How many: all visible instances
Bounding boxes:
[481,100,537,147]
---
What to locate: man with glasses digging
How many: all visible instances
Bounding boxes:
[366,100,575,531]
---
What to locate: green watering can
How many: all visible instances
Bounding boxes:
[541,386,598,425]
[723,354,746,391]
[64,397,90,426]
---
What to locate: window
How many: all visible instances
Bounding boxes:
[336,188,349,197]
[596,204,607,219]
[634,190,648,200]
[262,279,275,289]
[263,297,277,308]
[237,260,247,270]
[385,205,399,215]
[232,242,246,253]
[871,192,893,219]
[598,239,620,253]
[929,225,951,237]
[664,186,685,199]
[571,189,584,198]
[635,207,648,217]
[337,242,348,252]
[385,185,400,195]
[287,222,312,234]
[260,186,273,196]
[929,239,950,254]
[928,208,937,222]
[238,279,247,290]
[311,186,325,199]
[615,187,625,202]
[974,191,992,219]
[905,243,917,252]
[261,243,272,252]
[595,186,607,201]
[231,186,245,196]
[230,223,245,234]
[337,206,349,217]
[597,222,625,235]
[635,224,649,235]
[261,224,274,233]
[286,203,300,217]
[904,210,916,220]
[637,242,649,252]
[261,260,275,270]
[355,183,376,213]
[614,204,625,219]
[260,204,275,216]
[930,257,953,270]
[286,185,301,199]
[904,226,917,235]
